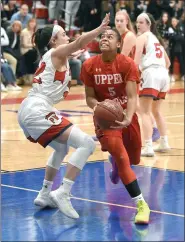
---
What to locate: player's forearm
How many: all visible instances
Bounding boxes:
[76,27,102,50]
[125,96,137,122]
[86,97,99,110]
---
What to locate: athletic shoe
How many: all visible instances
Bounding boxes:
[6,84,22,91]
[34,191,57,208]
[154,143,170,153]
[109,155,120,184]
[1,83,7,92]
[141,146,154,157]
[152,127,160,142]
[135,200,150,224]
[50,187,79,219]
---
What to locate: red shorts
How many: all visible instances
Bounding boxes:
[94,113,142,152]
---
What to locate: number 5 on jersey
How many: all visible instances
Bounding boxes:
[108,87,116,97]
[154,43,163,58]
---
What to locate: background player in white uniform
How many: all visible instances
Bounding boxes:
[18,14,110,219]
[134,13,171,157]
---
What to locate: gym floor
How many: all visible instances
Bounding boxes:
[1,82,184,241]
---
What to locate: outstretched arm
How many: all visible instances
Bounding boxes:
[52,13,110,60]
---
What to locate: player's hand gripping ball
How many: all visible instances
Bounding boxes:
[94,99,124,129]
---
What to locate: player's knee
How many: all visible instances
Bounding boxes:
[47,143,69,170]
[82,135,96,154]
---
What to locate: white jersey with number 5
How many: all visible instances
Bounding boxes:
[139,32,166,71]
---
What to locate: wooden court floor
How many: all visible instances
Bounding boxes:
[1,81,184,172]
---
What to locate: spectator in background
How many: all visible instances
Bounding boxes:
[1,26,10,50]
[65,0,81,31]
[101,0,115,27]
[157,12,171,53]
[48,0,65,22]
[160,0,175,18]
[20,18,38,84]
[168,17,185,81]
[4,20,26,82]
[3,0,18,20]
[4,20,22,63]
[1,26,18,75]
[10,4,31,29]
[78,0,101,32]
[147,0,161,20]
[134,0,148,20]
[115,0,131,15]
[1,54,22,91]
[173,0,184,19]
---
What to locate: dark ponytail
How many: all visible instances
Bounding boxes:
[32,25,54,59]
[146,13,165,47]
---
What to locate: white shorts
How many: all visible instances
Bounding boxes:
[18,95,73,147]
[139,66,170,99]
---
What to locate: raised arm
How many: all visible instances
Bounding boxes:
[52,13,110,60]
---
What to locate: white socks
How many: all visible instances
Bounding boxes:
[41,179,53,193]
[41,178,74,196]
[145,139,153,147]
[61,178,74,195]
[132,194,145,205]
[160,135,168,143]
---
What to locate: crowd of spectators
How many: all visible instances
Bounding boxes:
[1,0,185,92]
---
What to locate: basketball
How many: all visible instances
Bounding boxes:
[94,99,124,129]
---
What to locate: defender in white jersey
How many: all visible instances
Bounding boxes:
[18,14,110,219]
[134,13,171,157]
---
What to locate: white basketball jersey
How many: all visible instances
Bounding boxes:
[28,48,71,104]
[139,32,166,70]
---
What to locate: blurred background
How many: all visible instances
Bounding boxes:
[1,0,185,92]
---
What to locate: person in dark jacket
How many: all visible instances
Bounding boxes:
[77,0,101,32]
[168,17,185,80]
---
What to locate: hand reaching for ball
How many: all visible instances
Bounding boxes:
[110,115,132,129]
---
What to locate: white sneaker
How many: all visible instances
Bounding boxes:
[34,191,57,208]
[141,146,155,157]
[50,187,79,219]
[6,84,22,91]
[154,143,170,153]
[13,84,22,91]
[1,83,7,92]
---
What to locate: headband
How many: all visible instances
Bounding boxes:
[51,24,62,37]
[138,13,151,26]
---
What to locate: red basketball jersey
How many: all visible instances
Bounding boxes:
[121,31,136,59]
[80,54,140,109]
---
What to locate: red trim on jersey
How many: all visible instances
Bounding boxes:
[54,70,66,83]
[139,88,167,99]
[38,117,72,147]
[27,117,73,147]
[34,62,46,76]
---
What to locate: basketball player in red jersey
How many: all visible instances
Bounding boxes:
[115,10,136,58]
[81,28,150,224]
[109,10,159,182]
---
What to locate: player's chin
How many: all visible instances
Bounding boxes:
[100,46,110,52]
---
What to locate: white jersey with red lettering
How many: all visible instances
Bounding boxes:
[28,48,71,104]
[139,32,170,99]
[17,49,73,148]
[139,31,166,71]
